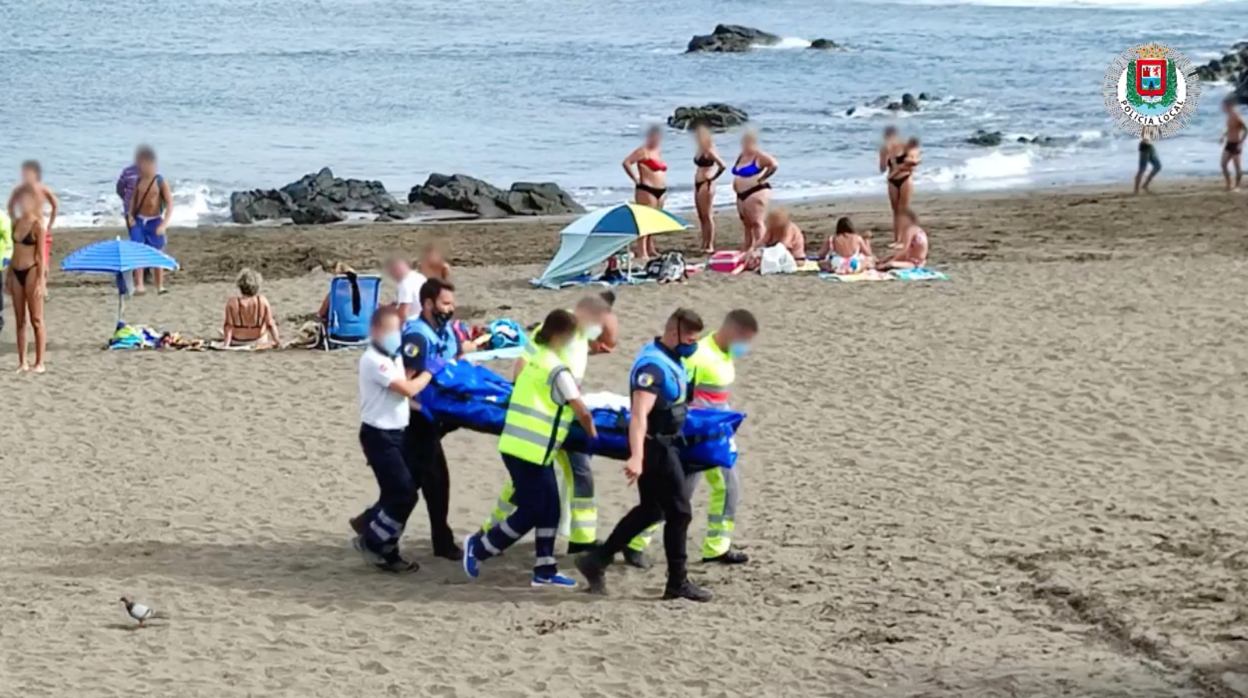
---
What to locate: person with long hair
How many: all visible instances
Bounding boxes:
[7,184,48,373]
[7,161,58,297]
[692,125,727,253]
[878,209,929,271]
[463,309,598,588]
[731,131,778,252]
[884,137,921,248]
[623,125,668,260]
[879,126,903,221]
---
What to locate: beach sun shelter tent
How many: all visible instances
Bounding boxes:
[535,204,690,286]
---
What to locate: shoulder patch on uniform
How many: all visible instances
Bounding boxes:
[403,343,420,358]
[637,373,655,387]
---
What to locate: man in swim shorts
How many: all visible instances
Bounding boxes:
[127,146,174,295]
[1135,124,1161,195]
[1221,97,1246,192]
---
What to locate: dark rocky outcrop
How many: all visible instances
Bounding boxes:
[846,92,936,116]
[967,130,1003,147]
[667,103,750,131]
[809,38,838,50]
[230,167,407,225]
[686,25,780,53]
[407,174,584,219]
[1194,41,1248,104]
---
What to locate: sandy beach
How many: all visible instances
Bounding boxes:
[4,180,1248,698]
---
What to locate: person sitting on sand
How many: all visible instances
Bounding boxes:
[588,290,618,354]
[417,243,451,281]
[877,209,928,271]
[222,268,280,347]
[760,208,806,260]
[818,217,876,274]
[316,262,356,323]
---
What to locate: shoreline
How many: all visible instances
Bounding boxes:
[43,175,1242,285]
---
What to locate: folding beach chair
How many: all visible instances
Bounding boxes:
[324,273,382,350]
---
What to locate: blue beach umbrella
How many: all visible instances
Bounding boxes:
[61,238,179,326]
[536,204,690,285]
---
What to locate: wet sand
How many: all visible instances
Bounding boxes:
[3,179,1248,698]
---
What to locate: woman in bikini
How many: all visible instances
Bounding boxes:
[692,125,727,253]
[885,137,921,248]
[732,131,778,252]
[7,186,48,373]
[222,268,281,347]
[879,127,902,219]
[622,125,668,260]
[877,209,928,271]
[7,161,58,297]
[818,216,876,274]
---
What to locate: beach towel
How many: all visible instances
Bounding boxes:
[819,270,893,282]
[891,267,949,281]
[421,361,744,470]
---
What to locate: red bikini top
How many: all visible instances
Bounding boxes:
[639,158,668,172]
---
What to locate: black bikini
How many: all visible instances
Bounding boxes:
[636,183,667,199]
[736,183,771,201]
[11,228,38,287]
[887,153,912,188]
[694,153,718,191]
[1226,141,1243,156]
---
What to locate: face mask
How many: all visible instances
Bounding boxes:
[582,324,603,341]
[675,341,698,359]
[378,331,402,356]
[433,310,454,326]
[729,342,750,358]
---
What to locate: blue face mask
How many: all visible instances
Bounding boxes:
[675,341,698,359]
[378,331,402,356]
[729,342,750,358]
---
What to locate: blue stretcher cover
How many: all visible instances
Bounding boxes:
[422,361,744,470]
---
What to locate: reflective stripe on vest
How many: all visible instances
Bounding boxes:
[684,334,734,409]
[499,347,572,466]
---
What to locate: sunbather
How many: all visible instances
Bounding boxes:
[760,208,805,260]
[877,209,928,271]
[222,268,280,347]
[818,217,876,274]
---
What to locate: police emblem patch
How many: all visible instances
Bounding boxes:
[637,373,655,388]
[1103,43,1201,137]
[403,343,420,358]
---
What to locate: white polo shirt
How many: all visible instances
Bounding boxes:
[395,270,428,321]
[359,346,410,430]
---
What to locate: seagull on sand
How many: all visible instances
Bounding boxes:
[120,597,158,627]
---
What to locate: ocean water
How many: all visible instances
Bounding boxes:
[0,0,1244,228]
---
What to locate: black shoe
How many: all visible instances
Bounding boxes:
[703,549,749,565]
[622,549,652,569]
[574,553,608,595]
[349,514,367,536]
[433,543,464,561]
[566,541,601,555]
[663,580,713,602]
[353,536,419,574]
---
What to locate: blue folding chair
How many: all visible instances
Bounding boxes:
[324,273,382,350]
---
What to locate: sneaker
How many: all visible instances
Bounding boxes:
[531,572,578,589]
[663,580,713,602]
[352,536,418,574]
[574,553,608,595]
[566,541,600,555]
[703,549,749,565]
[623,548,652,569]
[462,534,480,579]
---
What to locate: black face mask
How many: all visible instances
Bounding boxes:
[433,310,454,326]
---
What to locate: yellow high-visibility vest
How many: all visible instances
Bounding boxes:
[499,346,573,466]
[684,334,734,409]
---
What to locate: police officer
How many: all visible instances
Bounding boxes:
[575,308,712,602]
[463,309,599,587]
[481,295,612,553]
[626,309,758,565]
[353,306,435,572]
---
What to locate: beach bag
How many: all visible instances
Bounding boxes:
[708,250,746,275]
[759,245,797,275]
[646,251,687,283]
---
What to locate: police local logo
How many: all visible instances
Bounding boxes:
[1102,43,1201,137]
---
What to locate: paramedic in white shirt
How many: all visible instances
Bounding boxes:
[353,306,434,573]
[388,256,427,321]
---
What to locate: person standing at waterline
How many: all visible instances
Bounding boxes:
[879,127,903,224]
[1134,124,1162,195]
[7,185,49,373]
[692,125,727,253]
[732,131,777,252]
[623,125,668,260]
[885,138,921,249]
[1220,97,1245,192]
